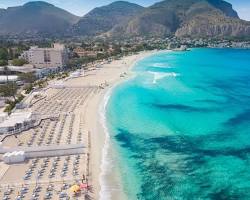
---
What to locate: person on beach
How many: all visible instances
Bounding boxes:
[82,174,85,183]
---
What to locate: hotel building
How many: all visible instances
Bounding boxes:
[20,43,68,69]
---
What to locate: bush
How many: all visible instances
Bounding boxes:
[19,72,36,83]
[24,84,33,94]
[4,94,25,114]
[12,58,28,66]
[34,79,47,88]
[4,104,14,114]
[0,82,18,99]
[17,94,25,102]
[0,48,8,60]
[4,100,16,114]
[0,59,8,66]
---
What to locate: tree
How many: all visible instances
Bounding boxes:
[12,58,28,66]
[0,48,8,60]
[0,82,18,101]
[19,72,36,83]
[0,60,8,66]
[8,48,14,60]
[97,52,107,60]
[112,45,122,55]
[0,48,9,67]
[4,100,16,114]
[4,94,24,114]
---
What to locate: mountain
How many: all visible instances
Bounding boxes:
[72,1,144,36]
[207,0,238,18]
[0,0,249,39]
[0,1,79,36]
[175,4,250,38]
[109,0,250,38]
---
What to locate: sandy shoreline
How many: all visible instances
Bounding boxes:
[93,49,171,200]
[87,50,157,199]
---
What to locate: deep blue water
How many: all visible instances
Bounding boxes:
[106,48,250,200]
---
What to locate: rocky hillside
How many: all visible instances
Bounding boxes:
[0,0,249,39]
[175,9,250,38]
[109,0,250,38]
[207,0,239,18]
[72,1,144,36]
[0,1,79,36]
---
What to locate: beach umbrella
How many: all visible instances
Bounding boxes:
[79,183,88,190]
[70,185,80,193]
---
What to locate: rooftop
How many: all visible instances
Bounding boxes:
[0,112,32,129]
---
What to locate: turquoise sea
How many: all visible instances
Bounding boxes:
[105,48,250,200]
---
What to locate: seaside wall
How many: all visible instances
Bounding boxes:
[1,144,85,163]
[25,145,85,158]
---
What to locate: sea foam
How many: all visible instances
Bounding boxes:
[153,63,172,68]
[99,88,112,200]
[150,72,179,84]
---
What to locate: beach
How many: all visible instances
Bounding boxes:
[0,50,155,199]
[2,48,250,199]
[81,51,155,199]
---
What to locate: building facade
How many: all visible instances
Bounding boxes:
[20,43,68,69]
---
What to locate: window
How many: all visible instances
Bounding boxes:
[44,50,51,63]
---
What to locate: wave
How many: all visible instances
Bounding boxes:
[98,52,156,200]
[150,72,180,84]
[152,63,172,68]
[99,88,112,200]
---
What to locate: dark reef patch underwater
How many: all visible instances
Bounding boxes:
[115,128,250,200]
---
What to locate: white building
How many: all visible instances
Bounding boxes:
[20,43,68,69]
[52,80,65,89]
[3,151,26,164]
[0,113,8,123]
[0,112,34,134]
[70,69,83,78]
[0,75,18,84]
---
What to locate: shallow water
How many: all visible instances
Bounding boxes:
[106,48,250,200]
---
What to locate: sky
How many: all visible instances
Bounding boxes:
[0,0,250,20]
